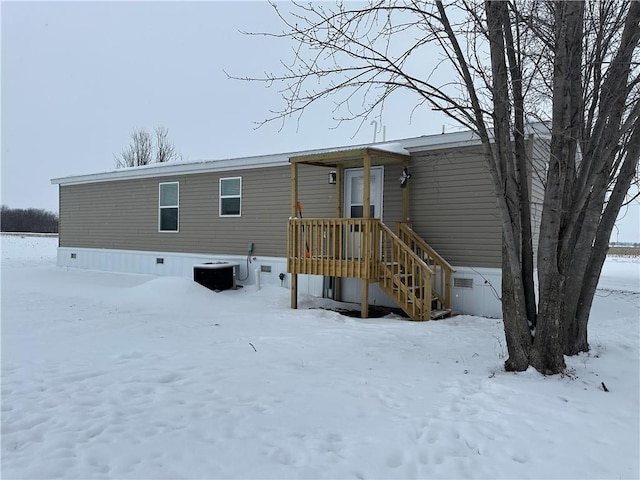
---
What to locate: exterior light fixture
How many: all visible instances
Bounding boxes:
[400,167,411,188]
[328,171,337,184]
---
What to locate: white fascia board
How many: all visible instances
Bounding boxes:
[51,154,291,186]
[396,122,551,152]
[396,130,481,152]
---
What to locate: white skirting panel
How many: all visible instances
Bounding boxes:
[56,247,323,296]
[451,266,502,318]
[340,266,503,318]
[56,247,502,318]
[340,279,401,309]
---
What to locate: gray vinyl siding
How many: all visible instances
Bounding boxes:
[407,145,502,268]
[59,164,334,257]
[296,164,337,219]
[530,137,549,261]
[381,164,405,230]
[58,141,544,269]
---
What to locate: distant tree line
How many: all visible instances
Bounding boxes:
[1,206,58,233]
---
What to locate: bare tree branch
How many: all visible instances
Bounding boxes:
[115,128,153,168]
[155,125,178,163]
[232,0,640,374]
[115,126,180,168]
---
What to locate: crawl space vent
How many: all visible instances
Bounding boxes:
[454,277,474,288]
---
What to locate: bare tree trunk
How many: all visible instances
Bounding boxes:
[532,1,585,374]
[534,143,568,373]
[501,239,532,371]
[566,126,640,354]
[559,1,640,355]
[501,1,537,329]
[511,139,537,335]
[485,1,535,370]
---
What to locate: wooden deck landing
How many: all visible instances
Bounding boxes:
[287,218,455,321]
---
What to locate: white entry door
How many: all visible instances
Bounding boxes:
[344,167,384,220]
[344,167,383,260]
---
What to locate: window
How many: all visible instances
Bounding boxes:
[159,182,179,231]
[220,177,241,216]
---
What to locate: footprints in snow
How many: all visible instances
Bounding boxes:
[377,378,532,476]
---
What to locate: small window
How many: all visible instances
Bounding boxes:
[159,182,179,232]
[220,177,241,217]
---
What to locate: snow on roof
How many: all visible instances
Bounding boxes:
[290,142,410,159]
[374,142,411,155]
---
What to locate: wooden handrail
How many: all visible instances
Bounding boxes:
[378,222,433,320]
[396,222,455,270]
[287,218,446,320]
[396,222,455,311]
[287,218,379,279]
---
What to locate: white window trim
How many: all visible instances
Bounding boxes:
[219,176,242,217]
[158,181,179,232]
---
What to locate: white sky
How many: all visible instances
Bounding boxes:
[1,1,638,241]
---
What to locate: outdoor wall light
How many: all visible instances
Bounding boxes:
[400,167,411,188]
[328,171,337,184]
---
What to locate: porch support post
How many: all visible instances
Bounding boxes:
[334,164,343,302]
[402,158,410,222]
[291,161,298,309]
[291,273,298,309]
[291,162,298,218]
[335,165,343,217]
[361,279,369,318]
[363,153,371,220]
[361,152,371,319]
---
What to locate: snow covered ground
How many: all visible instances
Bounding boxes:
[1,234,639,479]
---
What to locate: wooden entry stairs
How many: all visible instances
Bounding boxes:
[287,219,455,320]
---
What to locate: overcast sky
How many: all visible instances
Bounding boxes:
[2,1,638,241]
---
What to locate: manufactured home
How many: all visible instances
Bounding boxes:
[52,128,549,320]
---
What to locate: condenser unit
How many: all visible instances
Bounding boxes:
[193,262,238,291]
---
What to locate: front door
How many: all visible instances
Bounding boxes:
[344,167,383,260]
[344,167,383,220]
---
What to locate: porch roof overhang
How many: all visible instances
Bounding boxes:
[289,144,410,168]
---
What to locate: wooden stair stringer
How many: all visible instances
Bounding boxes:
[377,224,453,321]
